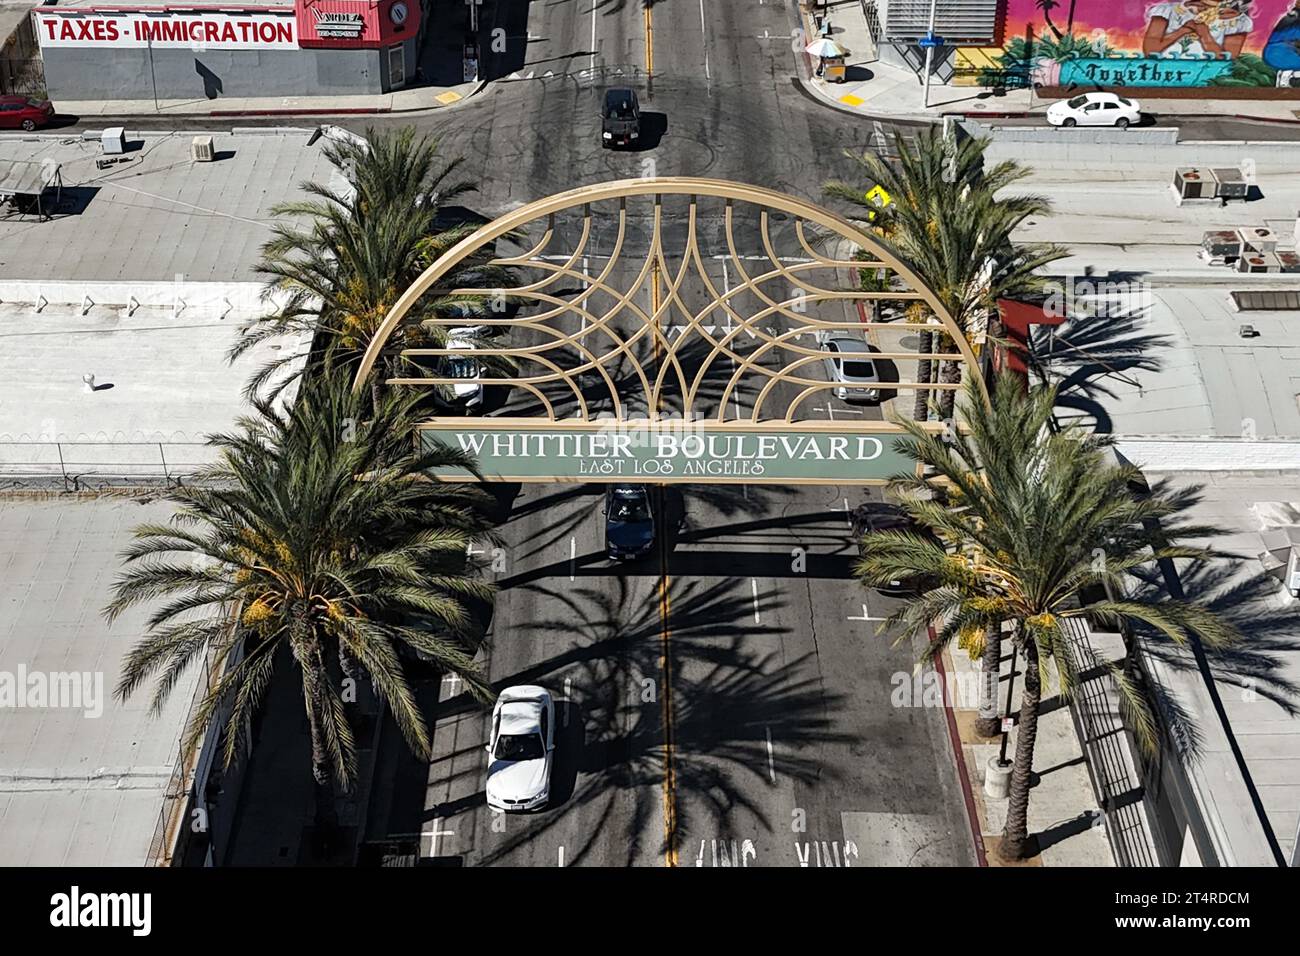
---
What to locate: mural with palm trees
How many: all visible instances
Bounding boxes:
[970,0,1293,89]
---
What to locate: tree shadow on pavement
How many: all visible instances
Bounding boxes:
[460,574,852,865]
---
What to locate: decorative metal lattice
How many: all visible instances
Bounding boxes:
[354,178,982,427]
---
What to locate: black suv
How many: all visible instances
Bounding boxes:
[850,503,942,596]
[604,484,655,560]
[601,88,641,148]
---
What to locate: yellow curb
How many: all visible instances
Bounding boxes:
[839,94,865,107]
[434,91,463,106]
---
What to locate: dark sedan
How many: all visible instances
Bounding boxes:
[604,484,655,560]
[851,502,943,597]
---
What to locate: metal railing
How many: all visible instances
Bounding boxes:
[0,441,216,491]
[1059,618,1159,867]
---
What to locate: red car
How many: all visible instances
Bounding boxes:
[0,95,55,131]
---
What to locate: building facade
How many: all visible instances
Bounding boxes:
[33,0,422,101]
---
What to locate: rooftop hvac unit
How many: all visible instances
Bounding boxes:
[1236,252,1285,274]
[1232,251,1284,273]
[1200,230,1243,265]
[1259,527,1300,596]
[1173,167,1249,205]
[1277,250,1300,273]
[100,127,126,155]
[1173,167,1211,200]
[1239,226,1277,253]
[1213,167,1249,201]
[191,136,215,162]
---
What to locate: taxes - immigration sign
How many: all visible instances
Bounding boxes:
[34,10,299,50]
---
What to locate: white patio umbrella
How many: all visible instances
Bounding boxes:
[804,37,847,58]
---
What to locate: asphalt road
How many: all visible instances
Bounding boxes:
[355,0,976,867]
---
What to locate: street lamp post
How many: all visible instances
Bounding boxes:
[921,0,937,109]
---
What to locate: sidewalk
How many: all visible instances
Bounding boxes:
[53,79,484,120]
[798,2,1300,125]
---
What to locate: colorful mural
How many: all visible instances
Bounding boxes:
[977,1,1300,89]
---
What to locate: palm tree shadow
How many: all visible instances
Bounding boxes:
[453,574,852,865]
[1118,538,1300,765]
[1028,286,1170,435]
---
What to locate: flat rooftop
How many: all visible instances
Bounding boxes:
[0,292,310,478]
[0,129,340,282]
[0,496,201,865]
[1134,470,1300,864]
[1041,285,1300,441]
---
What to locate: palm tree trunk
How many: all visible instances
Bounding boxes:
[290,607,338,838]
[975,622,1002,737]
[1000,636,1041,861]
[937,358,962,421]
[913,328,934,422]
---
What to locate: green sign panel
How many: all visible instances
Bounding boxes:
[419,424,913,484]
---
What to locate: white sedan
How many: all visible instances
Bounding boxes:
[485,686,555,812]
[1046,92,1141,129]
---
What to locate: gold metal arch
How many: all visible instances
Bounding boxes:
[352,177,986,418]
[349,178,987,485]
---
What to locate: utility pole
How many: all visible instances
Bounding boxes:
[921,0,937,109]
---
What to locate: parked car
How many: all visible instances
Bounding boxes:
[850,503,943,597]
[601,88,641,148]
[436,326,486,410]
[485,686,555,812]
[818,332,881,402]
[605,484,655,560]
[1046,92,1141,129]
[0,95,54,132]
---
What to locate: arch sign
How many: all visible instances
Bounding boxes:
[354,178,982,485]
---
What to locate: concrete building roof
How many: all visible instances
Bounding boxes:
[1131,470,1300,865]
[0,496,203,865]
[1042,285,1300,442]
[0,129,341,282]
[0,128,323,865]
[0,284,310,478]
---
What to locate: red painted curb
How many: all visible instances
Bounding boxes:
[932,625,989,867]
[209,107,389,117]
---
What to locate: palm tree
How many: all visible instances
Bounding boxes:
[104,365,497,820]
[233,126,510,402]
[826,128,1067,422]
[856,372,1240,861]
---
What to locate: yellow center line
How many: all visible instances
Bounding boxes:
[651,257,678,867]
[644,3,654,76]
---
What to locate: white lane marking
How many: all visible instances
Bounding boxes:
[695,838,757,866]
[558,845,566,866]
[700,0,711,82]
[848,602,887,623]
[719,257,746,422]
[765,726,776,783]
[422,819,455,858]
[563,677,572,726]
[843,498,852,528]
[570,536,576,581]
[589,1,596,74]
[751,578,761,623]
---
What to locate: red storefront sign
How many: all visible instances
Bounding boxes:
[34,8,299,50]
[33,0,417,53]
[295,0,418,49]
